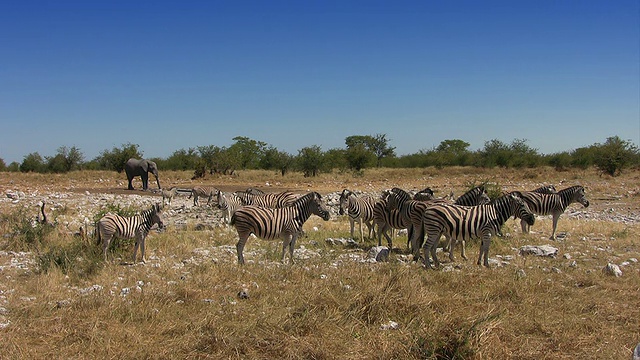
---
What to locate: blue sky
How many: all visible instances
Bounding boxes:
[1,0,639,164]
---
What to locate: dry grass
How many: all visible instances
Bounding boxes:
[1,167,639,359]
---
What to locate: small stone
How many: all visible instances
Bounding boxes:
[602,263,622,277]
[237,289,249,300]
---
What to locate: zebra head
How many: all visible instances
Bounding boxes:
[509,193,535,226]
[338,189,352,215]
[386,187,410,210]
[152,203,164,230]
[413,187,435,201]
[215,190,226,210]
[309,192,331,221]
[571,185,590,208]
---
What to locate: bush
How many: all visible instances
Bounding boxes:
[593,136,639,176]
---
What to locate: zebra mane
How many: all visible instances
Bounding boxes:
[390,187,411,200]
[558,185,583,194]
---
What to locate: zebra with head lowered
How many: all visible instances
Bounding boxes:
[189,186,217,207]
[373,189,413,248]
[161,187,178,207]
[339,189,377,241]
[234,190,298,208]
[230,191,330,265]
[215,189,244,224]
[421,193,535,268]
[97,203,164,263]
[511,185,589,240]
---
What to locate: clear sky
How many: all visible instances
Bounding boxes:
[1,0,639,164]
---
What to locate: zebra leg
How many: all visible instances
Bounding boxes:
[460,239,467,260]
[289,233,298,265]
[448,235,456,262]
[349,218,356,239]
[550,212,561,240]
[365,219,375,239]
[102,234,112,262]
[358,217,364,242]
[477,231,493,267]
[236,233,250,265]
[520,218,530,234]
[281,233,293,263]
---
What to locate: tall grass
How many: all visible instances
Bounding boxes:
[0,168,638,359]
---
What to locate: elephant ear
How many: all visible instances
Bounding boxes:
[140,160,149,172]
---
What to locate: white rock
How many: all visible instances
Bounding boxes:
[602,263,622,277]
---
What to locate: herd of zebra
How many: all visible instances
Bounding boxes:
[96,183,590,269]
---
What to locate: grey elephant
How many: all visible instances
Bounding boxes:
[125,158,161,190]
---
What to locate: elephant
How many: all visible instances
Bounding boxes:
[125,158,161,190]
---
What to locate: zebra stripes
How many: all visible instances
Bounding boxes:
[97,203,164,263]
[161,187,178,207]
[189,186,217,206]
[513,185,589,240]
[215,190,244,224]
[373,190,412,248]
[234,190,298,208]
[339,189,377,241]
[230,192,330,264]
[422,193,535,268]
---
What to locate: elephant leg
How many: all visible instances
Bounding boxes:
[141,174,149,190]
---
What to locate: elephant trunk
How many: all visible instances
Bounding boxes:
[154,175,161,189]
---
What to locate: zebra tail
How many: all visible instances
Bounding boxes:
[95,222,101,246]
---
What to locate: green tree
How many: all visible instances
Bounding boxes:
[229,136,267,169]
[0,158,6,171]
[593,136,639,176]
[296,145,324,177]
[260,147,293,176]
[20,152,45,173]
[164,148,199,170]
[94,143,142,172]
[7,162,20,172]
[345,133,395,167]
[345,143,376,171]
[323,148,349,172]
[477,139,510,168]
[46,146,84,173]
[509,139,540,168]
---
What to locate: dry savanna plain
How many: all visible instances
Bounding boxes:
[0,167,639,359]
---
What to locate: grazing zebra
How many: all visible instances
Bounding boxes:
[373,190,412,248]
[413,187,436,201]
[230,192,330,264]
[421,193,535,268]
[189,186,217,206]
[161,187,178,207]
[234,190,298,208]
[215,189,244,224]
[97,203,164,263]
[512,185,590,240]
[338,189,377,241]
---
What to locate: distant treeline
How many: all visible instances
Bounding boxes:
[2,135,638,177]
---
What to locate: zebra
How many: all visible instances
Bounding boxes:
[373,190,412,248]
[338,189,377,241]
[234,190,298,208]
[96,203,164,263]
[512,185,590,240]
[215,189,244,224]
[230,191,330,265]
[441,185,493,260]
[161,187,178,207]
[189,186,217,207]
[421,193,535,268]
[395,185,492,261]
[412,187,436,201]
